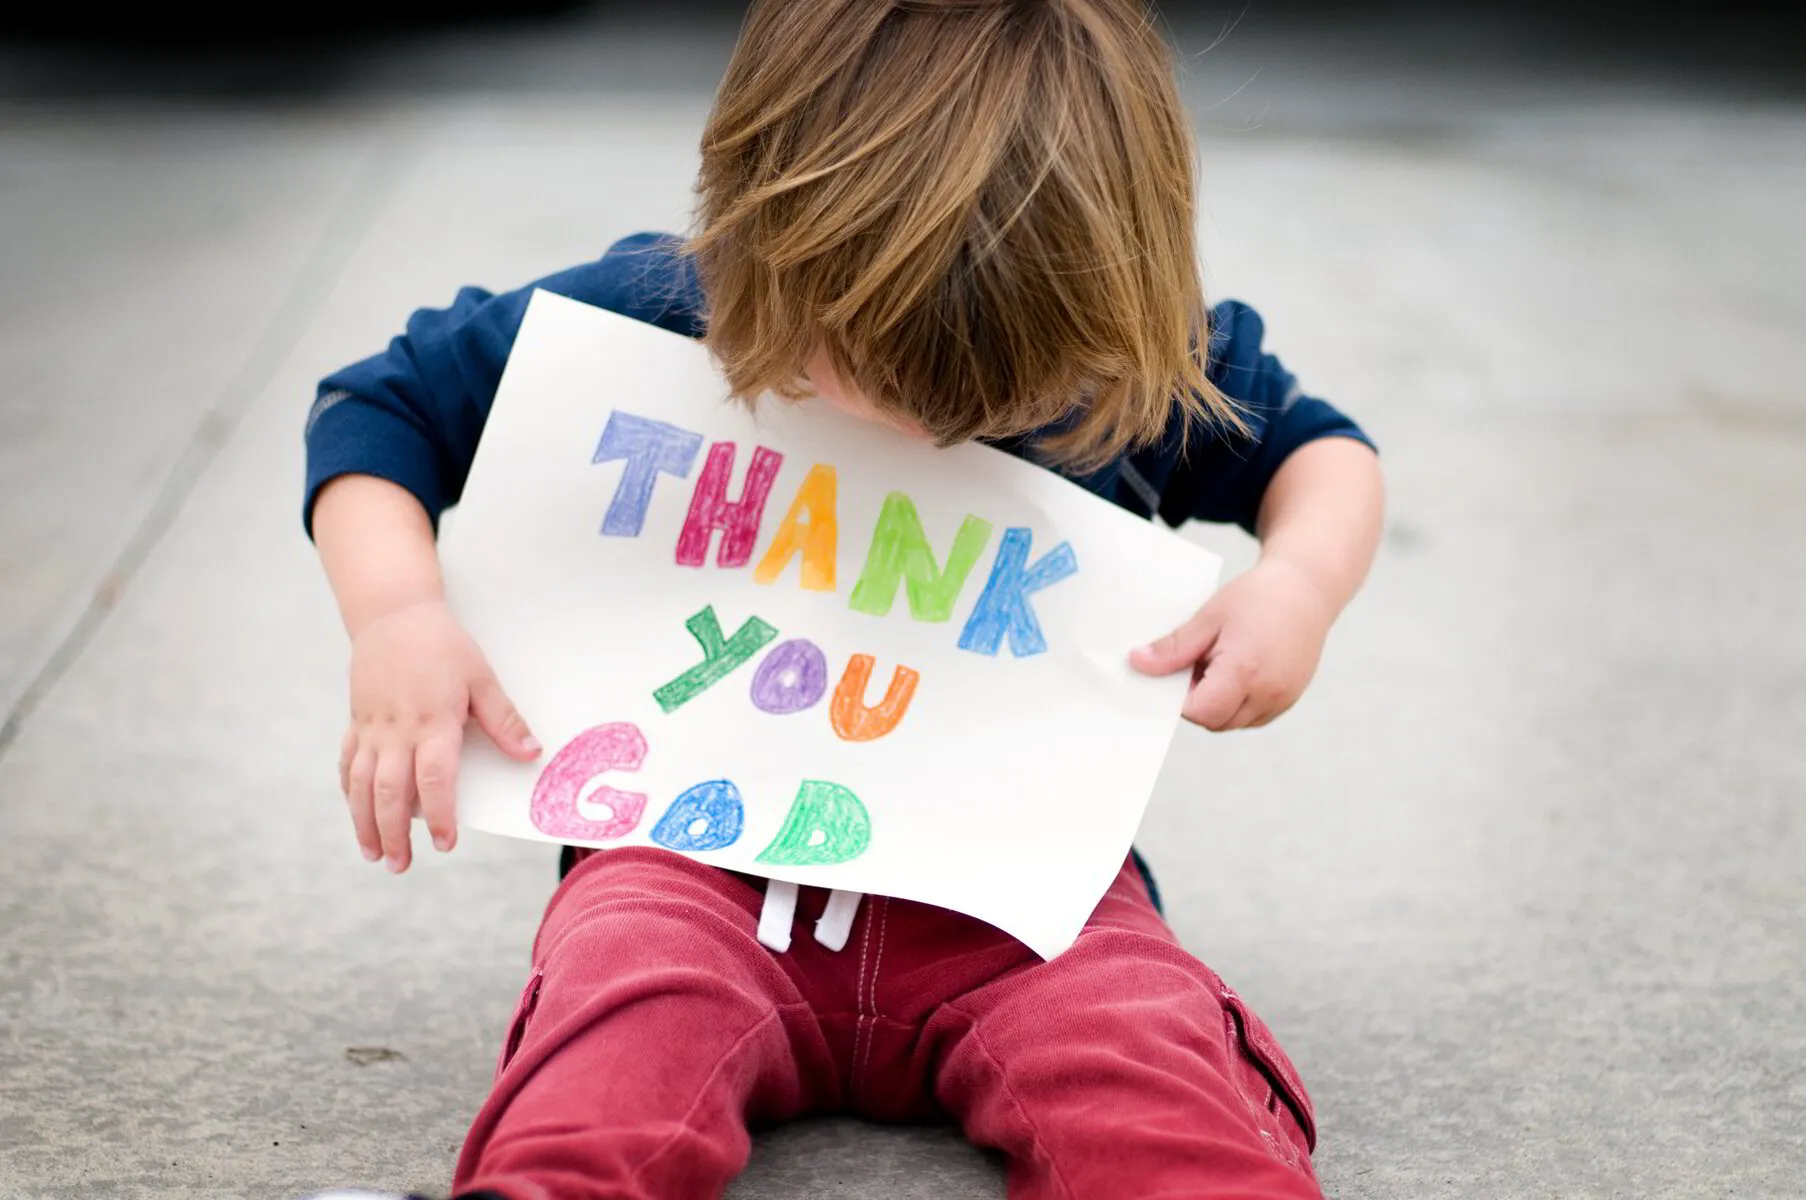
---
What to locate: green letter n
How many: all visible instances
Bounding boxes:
[847,492,992,622]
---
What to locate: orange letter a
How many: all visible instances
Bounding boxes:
[754,464,838,591]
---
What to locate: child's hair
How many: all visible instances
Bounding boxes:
[689,0,1236,470]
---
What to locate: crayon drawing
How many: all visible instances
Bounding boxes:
[441,291,1222,958]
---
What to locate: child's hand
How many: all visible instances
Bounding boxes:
[1129,560,1335,731]
[338,599,541,872]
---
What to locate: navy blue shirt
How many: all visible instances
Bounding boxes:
[304,232,1372,538]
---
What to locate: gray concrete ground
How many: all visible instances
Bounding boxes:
[2,7,1803,1198]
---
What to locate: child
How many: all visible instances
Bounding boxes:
[303,1,1383,1197]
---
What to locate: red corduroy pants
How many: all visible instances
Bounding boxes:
[454,847,1321,1200]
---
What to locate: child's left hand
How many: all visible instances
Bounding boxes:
[1128,559,1335,731]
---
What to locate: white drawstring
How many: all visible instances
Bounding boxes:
[755,882,864,953]
[756,881,799,952]
[814,889,862,952]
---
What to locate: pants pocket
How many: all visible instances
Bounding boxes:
[1217,982,1317,1154]
[496,967,545,1081]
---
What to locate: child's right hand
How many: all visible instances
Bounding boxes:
[338,599,542,872]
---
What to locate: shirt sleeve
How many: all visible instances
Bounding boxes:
[301,231,698,537]
[1156,299,1375,536]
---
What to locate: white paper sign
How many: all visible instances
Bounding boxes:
[441,291,1220,958]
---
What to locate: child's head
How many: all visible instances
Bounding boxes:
[690,0,1233,469]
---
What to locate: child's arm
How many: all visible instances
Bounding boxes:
[305,235,697,870]
[1128,300,1383,728]
[314,474,541,872]
[1131,437,1382,728]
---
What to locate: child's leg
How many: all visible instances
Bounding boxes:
[454,849,836,1200]
[924,861,1322,1200]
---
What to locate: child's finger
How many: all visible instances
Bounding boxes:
[1130,610,1224,677]
[373,745,419,873]
[345,744,381,862]
[1224,697,1265,731]
[1181,663,1247,730]
[470,673,543,761]
[415,728,463,854]
[338,725,358,796]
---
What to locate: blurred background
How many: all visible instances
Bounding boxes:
[1,2,1801,1197]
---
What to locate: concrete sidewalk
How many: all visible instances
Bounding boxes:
[2,11,1803,1198]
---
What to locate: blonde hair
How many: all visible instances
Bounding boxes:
[690,0,1236,470]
